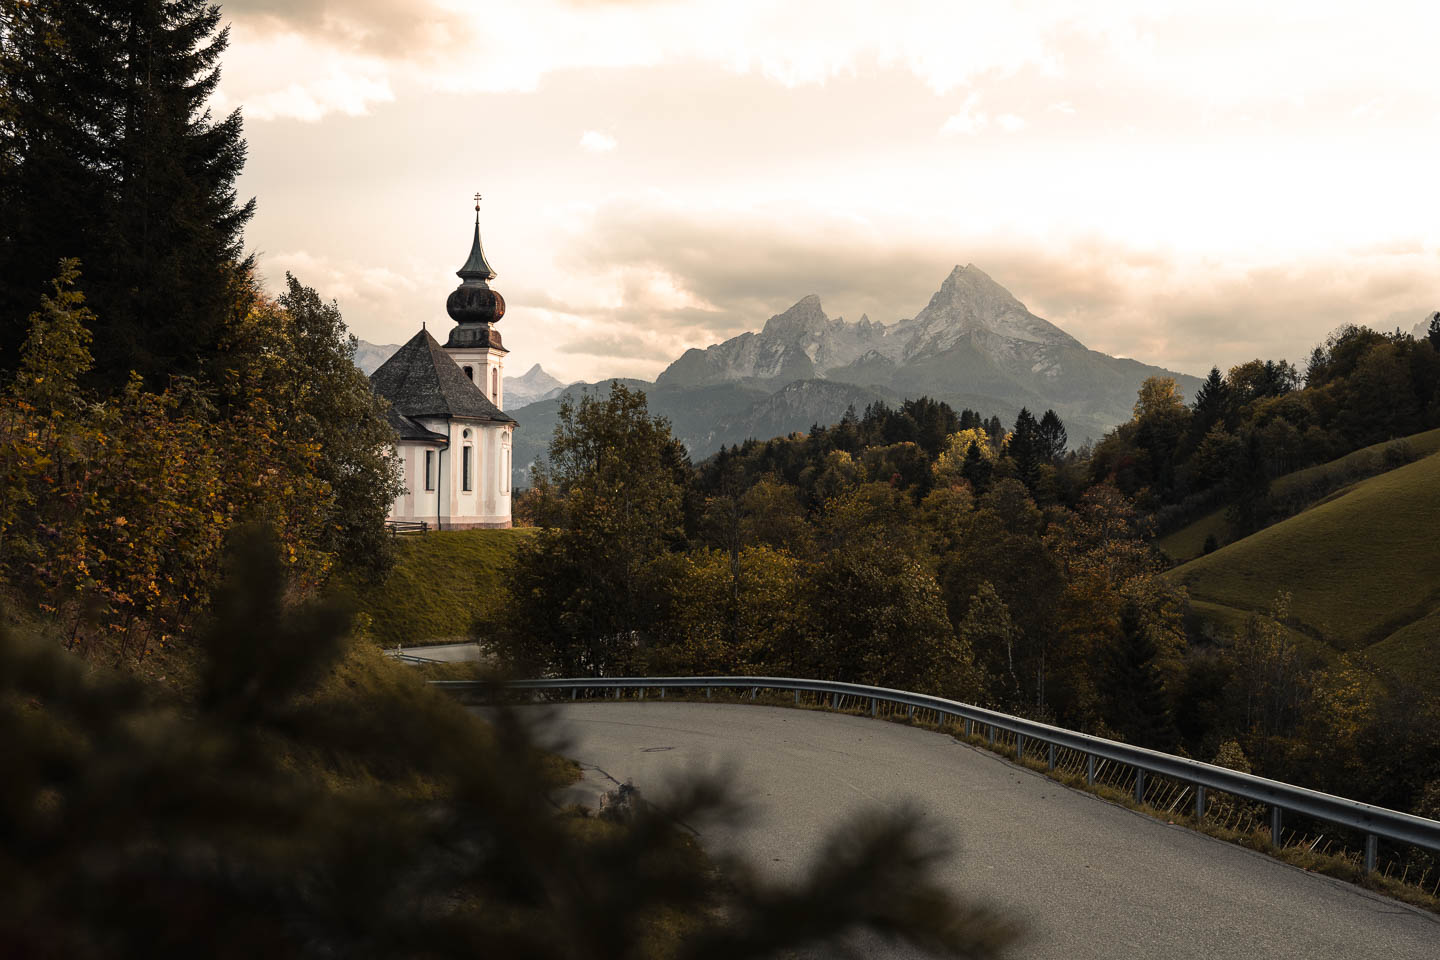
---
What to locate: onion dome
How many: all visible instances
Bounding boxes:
[445,196,506,349]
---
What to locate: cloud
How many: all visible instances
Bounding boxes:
[940,92,989,135]
[540,199,1440,380]
[997,113,1027,132]
[579,130,618,152]
[255,249,422,339]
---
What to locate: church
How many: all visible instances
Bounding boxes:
[369,201,516,529]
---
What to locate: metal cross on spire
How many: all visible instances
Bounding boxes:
[473,192,482,221]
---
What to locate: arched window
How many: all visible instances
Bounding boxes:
[461,429,473,492]
[491,368,498,401]
[463,365,474,382]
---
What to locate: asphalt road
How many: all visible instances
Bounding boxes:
[532,701,1438,959]
[393,642,483,662]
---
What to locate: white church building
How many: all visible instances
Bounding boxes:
[370,202,516,529]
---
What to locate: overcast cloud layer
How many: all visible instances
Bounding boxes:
[223,1,1439,383]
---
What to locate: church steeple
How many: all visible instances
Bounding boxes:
[445,194,506,348]
[456,193,496,281]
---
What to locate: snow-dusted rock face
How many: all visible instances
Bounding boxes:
[653,263,1204,447]
[657,264,1086,389]
[504,363,567,409]
[892,264,1081,362]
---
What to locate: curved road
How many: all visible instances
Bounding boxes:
[533,701,1437,959]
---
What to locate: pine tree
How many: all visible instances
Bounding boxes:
[961,440,992,492]
[1037,409,1067,463]
[0,0,254,390]
[1101,604,1178,751]
[1428,311,1440,352]
[1009,408,1042,490]
[1191,366,1230,432]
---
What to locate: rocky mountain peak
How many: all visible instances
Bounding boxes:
[901,263,1078,352]
[761,295,830,339]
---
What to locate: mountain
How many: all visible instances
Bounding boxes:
[505,363,567,408]
[656,265,1204,445]
[354,339,402,375]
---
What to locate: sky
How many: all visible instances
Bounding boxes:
[218,0,1440,384]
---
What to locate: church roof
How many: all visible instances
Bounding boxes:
[370,328,517,425]
[385,406,448,443]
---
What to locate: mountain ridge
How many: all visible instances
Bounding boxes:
[652,264,1203,446]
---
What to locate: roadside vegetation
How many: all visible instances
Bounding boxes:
[350,528,535,648]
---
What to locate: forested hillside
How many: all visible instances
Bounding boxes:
[505,314,1440,827]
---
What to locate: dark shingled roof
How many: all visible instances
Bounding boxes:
[384,406,448,443]
[370,329,517,425]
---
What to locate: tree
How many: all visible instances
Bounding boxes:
[956,581,1019,699]
[806,536,972,696]
[1428,311,1440,352]
[271,275,403,581]
[497,383,689,676]
[0,528,1023,959]
[1190,367,1231,434]
[1130,377,1190,496]
[0,0,255,389]
[1008,408,1043,490]
[1099,602,1179,751]
[1037,409,1067,463]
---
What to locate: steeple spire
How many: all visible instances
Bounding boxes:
[457,193,497,281]
[445,193,506,348]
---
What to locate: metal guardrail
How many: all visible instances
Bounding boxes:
[433,674,1440,872]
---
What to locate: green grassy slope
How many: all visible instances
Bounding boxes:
[353,529,534,647]
[1159,427,1440,562]
[1166,452,1440,667]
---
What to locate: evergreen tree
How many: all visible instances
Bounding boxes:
[1008,408,1042,490]
[1428,311,1440,352]
[0,0,254,389]
[961,440,992,492]
[1100,604,1178,751]
[1037,409,1067,463]
[1191,366,1231,433]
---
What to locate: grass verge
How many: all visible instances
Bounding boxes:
[347,528,535,648]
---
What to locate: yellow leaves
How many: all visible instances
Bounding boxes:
[114,516,127,527]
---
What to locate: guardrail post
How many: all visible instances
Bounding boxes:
[870,698,877,716]
[988,725,995,746]
[1047,743,1056,770]
[1194,785,1206,820]
[794,689,800,704]
[963,718,971,738]
[907,705,915,719]
[660,687,665,699]
[1087,755,1095,785]
[614,687,620,700]
[706,687,711,699]
[1016,735,1025,762]
[1135,768,1145,804]
[571,687,576,700]
[639,687,645,700]
[751,687,757,701]
[1270,806,1283,846]
[1364,834,1377,873]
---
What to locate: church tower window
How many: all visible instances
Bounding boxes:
[492,367,498,400]
[463,365,474,382]
[424,450,435,491]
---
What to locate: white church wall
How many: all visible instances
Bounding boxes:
[388,441,444,526]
